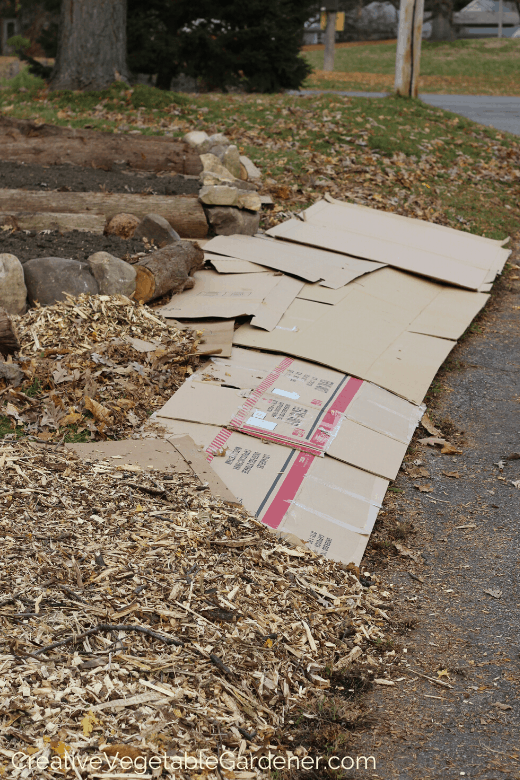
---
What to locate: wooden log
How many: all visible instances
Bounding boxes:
[0,212,106,234]
[134,242,205,303]
[0,116,202,176]
[0,308,19,357]
[0,190,208,239]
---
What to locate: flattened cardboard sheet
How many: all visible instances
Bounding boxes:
[233,296,455,404]
[266,200,510,291]
[233,269,489,403]
[157,270,304,332]
[205,252,266,274]
[186,319,235,358]
[203,234,384,289]
[155,416,387,566]
[67,436,237,503]
[158,348,423,480]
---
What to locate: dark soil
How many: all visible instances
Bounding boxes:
[0,229,147,264]
[0,161,200,196]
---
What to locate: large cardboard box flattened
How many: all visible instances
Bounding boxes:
[157,348,424,480]
[156,270,304,331]
[154,417,387,566]
[203,234,383,289]
[266,200,510,291]
[233,293,455,404]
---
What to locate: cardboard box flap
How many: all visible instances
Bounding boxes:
[158,380,244,427]
[267,218,489,291]
[155,416,387,565]
[203,233,384,289]
[303,199,511,277]
[232,295,455,404]
[205,252,266,274]
[158,347,423,480]
[66,436,237,503]
[364,331,455,402]
[156,270,303,332]
[408,287,489,340]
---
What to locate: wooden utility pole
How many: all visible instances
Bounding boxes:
[323,1,338,72]
[395,0,425,97]
[498,0,504,37]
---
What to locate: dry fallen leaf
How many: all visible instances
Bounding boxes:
[443,471,461,478]
[102,745,145,760]
[483,588,502,599]
[416,483,434,493]
[81,712,99,737]
[393,542,422,563]
[494,702,512,710]
[421,413,442,437]
[84,396,113,424]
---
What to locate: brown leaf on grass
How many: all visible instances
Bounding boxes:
[84,396,113,424]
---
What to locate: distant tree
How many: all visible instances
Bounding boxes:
[50,0,130,90]
[127,0,315,92]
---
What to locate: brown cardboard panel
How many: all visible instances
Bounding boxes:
[186,319,235,357]
[156,416,387,565]
[66,436,237,502]
[157,348,424,480]
[267,218,489,290]
[203,234,383,289]
[303,199,511,282]
[156,269,303,332]
[408,287,489,340]
[232,294,455,404]
[353,267,490,340]
[205,252,266,274]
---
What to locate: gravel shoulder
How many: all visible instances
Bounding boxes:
[356,256,520,778]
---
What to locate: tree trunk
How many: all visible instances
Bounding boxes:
[50,0,130,91]
[430,0,454,40]
[0,308,20,357]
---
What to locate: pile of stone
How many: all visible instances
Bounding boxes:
[184,130,265,237]
[0,214,204,314]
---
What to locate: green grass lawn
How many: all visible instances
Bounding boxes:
[0,77,519,241]
[303,38,520,94]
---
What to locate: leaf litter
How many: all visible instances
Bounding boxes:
[3,294,200,440]
[0,436,397,772]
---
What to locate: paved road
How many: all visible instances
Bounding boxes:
[292,90,520,135]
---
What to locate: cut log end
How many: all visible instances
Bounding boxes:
[134,267,156,304]
[0,308,20,357]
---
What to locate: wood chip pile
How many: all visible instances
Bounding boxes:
[0,438,394,772]
[8,295,199,438]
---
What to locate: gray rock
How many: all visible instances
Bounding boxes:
[199,185,239,207]
[222,145,241,179]
[88,252,136,297]
[208,144,227,160]
[183,130,211,153]
[208,133,230,148]
[199,153,236,181]
[134,214,180,248]
[0,253,27,315]
[24,257,99,306]
[204,206,260,237]
[0,361,23,386]
[237,191,261,211]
